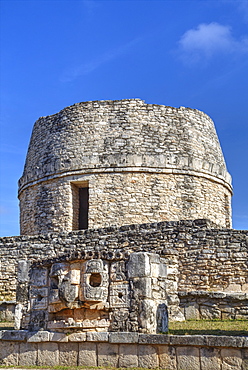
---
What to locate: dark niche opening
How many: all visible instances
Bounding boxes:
[89,273,101,287]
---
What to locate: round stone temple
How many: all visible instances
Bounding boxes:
[19,99,232,235]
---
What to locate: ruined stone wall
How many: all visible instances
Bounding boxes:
[19,99,232,235]
[1,331,247,369]
[0,220,247,303]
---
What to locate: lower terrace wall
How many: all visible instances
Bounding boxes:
[0,219,247,300]
[179,291,248,321]
[0,331,247,369]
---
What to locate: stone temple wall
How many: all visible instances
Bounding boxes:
[18,99,232,235]
[0,220,247,305]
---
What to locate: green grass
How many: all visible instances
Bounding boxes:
[168,319,248,336]
[0,319,247,336]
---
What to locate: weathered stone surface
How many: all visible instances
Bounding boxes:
[59,342,78,366]
[19,99,232,236]
[138,344,159,369]
[68,332,86,342]
[119,344,138,367]
[158,345,177,370]
[19,342,37,366]
[37,342,59,366]
[200,347,221,370]
[27,331,50,342]
[86,332,109,342]
[78,342,97,366]
[221,348,242,370]
[0,341,19,366]
[98,342,119,367]
[176,346,200,370]
[109,332,139,343]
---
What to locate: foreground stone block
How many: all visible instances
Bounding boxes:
[59,342,78,366]
[158,344,177,370]
[119,344,138,367]
[138,344,159,369]
[0,341,19,366]
[37,342,59,366]
[200,347,221,370]
[98,342,119,367]
[78,342,97,366]
[221,348,242,370]
[176,346,200,370]
[19,342,37,366]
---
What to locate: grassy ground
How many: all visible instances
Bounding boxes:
[168,319,248,336]
[0,320,247,336]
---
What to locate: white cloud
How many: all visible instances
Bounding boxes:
[178,22,248,64]
[61,37,141,82]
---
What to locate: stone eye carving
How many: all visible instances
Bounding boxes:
[80,259,108,302]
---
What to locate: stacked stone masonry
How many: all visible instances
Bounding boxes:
[0,220,247,320]
[19,99,232,235]
[0,331,247,369]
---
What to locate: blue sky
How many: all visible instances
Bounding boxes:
[0,0,247,236]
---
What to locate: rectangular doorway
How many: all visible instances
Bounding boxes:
[79,187,89,229]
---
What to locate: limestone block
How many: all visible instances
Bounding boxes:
[109,332,139,343]
[132,277,152,298]
[68,332,86,342]
[78,342,97,366]
[139,299,157,333]
[50,262,69,278]
[0,329,27,341]
[176,346,200,370]
[59,342,78,366]
[49,332,68,342]
[28,330,50,342]
[200,305,221,319]
[98,343,119,367]
[119,344,138,367]
[185,303,200,320]
[87,332,109,342]
[127,252,151,278]
[0,341,19,366]
[19,342,38,366]
[37,342,59,366]
[221,348,242,370]
[30,268,48,287]
[17,259,31,283]
[138,344,159,369]
[109,283,129,307]
[200,347,221,370]
[158,345,177,370]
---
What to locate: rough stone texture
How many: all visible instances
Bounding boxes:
[180,291,248,320]
[0,341,19,366]
[19,342,37,366]
[78,342,97,366]
[0,220,247,304]
[17,252,170,333]
[158,345,177,369]
[221,348,243,370]
[119,343,139,367]
[138,344,159,369]
[98,342,119,367]
[1,333,248,368]
[37,342,59,366]
[200,347,221,370]
[19,99,232,235]
[59,342,78,366]
[176,346,200,370]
